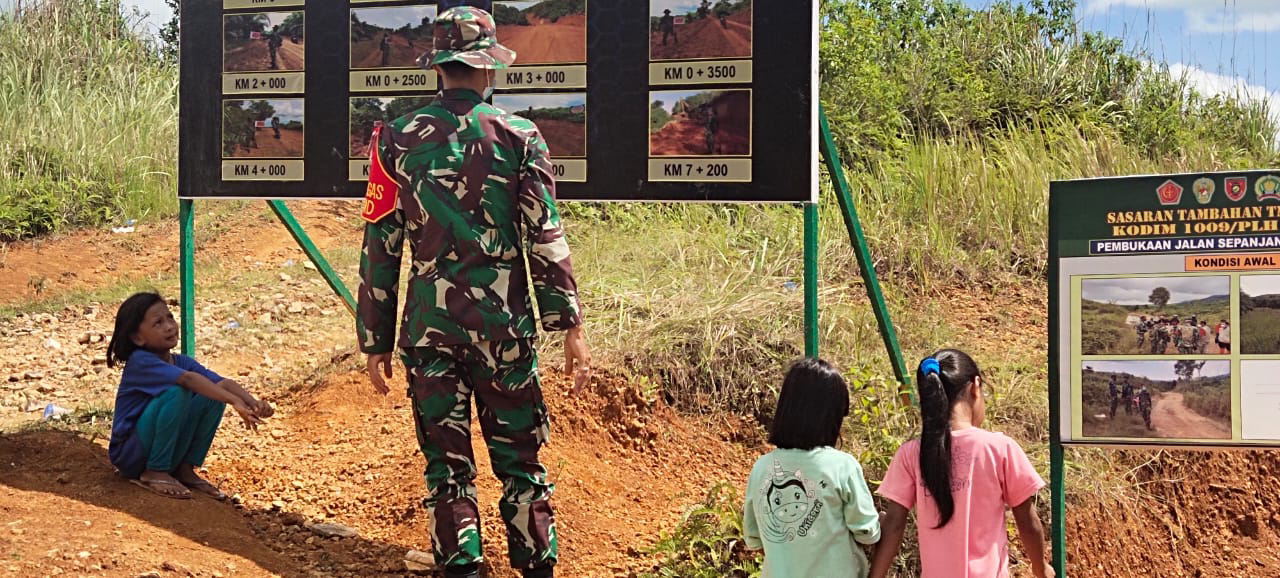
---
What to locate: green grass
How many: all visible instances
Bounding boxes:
[0,0,177,240]
[1241,307,1280,355]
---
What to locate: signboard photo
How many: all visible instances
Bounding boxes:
[1051,171,1280,447]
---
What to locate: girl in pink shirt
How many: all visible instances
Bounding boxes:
[869,349,1053,578]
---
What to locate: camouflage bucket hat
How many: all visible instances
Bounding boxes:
[418,6,516,71]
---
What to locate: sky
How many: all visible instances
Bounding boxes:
[1085,360,1230,381]
[651,1,702,18]
[352,6,436,30]
[966,0,1280,118]
[234,99,305,124]
[494,93,587,111]
[1081,276,1229,305]
[1241,275,1280,296]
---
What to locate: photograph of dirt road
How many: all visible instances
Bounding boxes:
[650,89,750,157]
[224,12,304,72]
[494,0,586,65]
[348,97,432,159]
[1080,276,1230,356]
[494,94,586,157]
[1241,275,1280,354]
[1082,361,1231,440]
[351,6,435,70]
[223,99,305,158]
[649,0,751,61]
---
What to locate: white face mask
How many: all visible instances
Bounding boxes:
[482,70,495,100]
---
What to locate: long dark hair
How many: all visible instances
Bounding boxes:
[768,358,850,450]
[106,292,165,368]
[917,349,981,528]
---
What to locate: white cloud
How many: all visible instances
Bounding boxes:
[493,93,586,112]
[1168,62,1280,133]
[1241,274,1280,296]
[1082,0,1280,33]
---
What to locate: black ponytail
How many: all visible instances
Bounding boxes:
[916,349,981,528]
[106,292,165,369]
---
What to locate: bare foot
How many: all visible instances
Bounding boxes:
[174,464,227,500]
[132,470,191,499]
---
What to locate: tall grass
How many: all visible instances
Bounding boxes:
[0,0,177,239]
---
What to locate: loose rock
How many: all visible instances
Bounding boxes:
[304,522,357,538]
[404,550,435,574]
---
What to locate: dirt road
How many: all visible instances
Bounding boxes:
[1152,392,1231,439]
[0,202,760,577]
[650,13,751,61]
[499,15,586,64]
[352,34,423,69]
[233,127,304,158]
[225,38,305,72]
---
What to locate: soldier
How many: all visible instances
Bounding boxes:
[714,0,731,27]
[1135,315,1149,349]
[704,106,718,155]
[1137,385,1153,430]
[267,25,283,70]
[271,116,281,140]
[1108,375,1120,419]
[660,9,676,46]
[1121,378,1134,416]
[357,8,590,578]
[380,32,392,67]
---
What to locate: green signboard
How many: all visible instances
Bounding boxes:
[1051,170,1280,448]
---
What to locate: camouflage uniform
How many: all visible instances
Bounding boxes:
[356,7,581,574]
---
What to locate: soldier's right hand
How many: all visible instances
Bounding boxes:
[367,353,394,396]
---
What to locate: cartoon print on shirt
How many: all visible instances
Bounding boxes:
[760,460,822,543]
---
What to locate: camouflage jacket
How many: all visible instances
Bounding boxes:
[357,88,583,353]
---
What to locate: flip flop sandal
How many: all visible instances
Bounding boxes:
[183,479,228,501]
[130,478,192,500]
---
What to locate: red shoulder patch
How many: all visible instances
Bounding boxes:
[362,126,400,224]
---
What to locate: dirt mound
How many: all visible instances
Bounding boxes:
[531,118,586,157]
[650,91,750,156]
[1068,451,1280,577]
[649,12,750,61]
[0,355,760,576]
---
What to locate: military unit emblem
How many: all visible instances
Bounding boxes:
[1156,180,1183,206]
[1256,175,1280,202]
[1225,177,1248,202]
[1192,178,1215,204]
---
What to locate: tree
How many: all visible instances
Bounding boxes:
[1149,287,1171,309]
[160,0,179,62]
[1174,360,1206,383]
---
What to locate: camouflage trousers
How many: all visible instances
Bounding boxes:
[401,339,557,571]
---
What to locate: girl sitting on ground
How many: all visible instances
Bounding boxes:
[870,349,1052,578]
[106,292,273,499]
[742,358,881,577]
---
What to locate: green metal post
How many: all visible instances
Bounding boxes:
[817,105,911,388]
[1051,439,1066,574]
[266,200,358,317]
[179,198,196,357]
[804,202,819,357]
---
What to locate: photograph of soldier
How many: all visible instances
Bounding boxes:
[224,12,304,73]
[493,0,587,65]
[649,89,750,157]
[1082,361,1231,440]
[349,97,434,159]
[493,93,587,157]
[1079,276,1230,356]
[350,6,436,70]
[1240,275,1280,354]
[649,0,751,61]
[221,99,304,158]
[357,7,591,578]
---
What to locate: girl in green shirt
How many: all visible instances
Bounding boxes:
[743,358,882,577]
